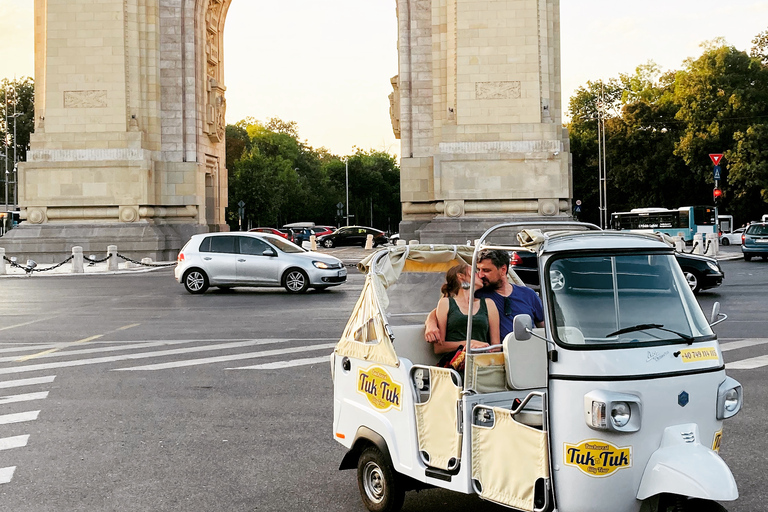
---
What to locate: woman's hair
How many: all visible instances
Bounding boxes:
[441,262,470,297]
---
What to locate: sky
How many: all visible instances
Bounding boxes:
[2,0,768,157]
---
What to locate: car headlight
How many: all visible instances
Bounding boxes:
[717,377,743,419]
[584,391,641,432]
[706,261,721,273]
[313,261,330,269]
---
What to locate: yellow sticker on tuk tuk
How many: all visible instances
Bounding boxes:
[712,430,723,453]
[679,347,719,363]
[358,366,402,412]
[564,440,632,477]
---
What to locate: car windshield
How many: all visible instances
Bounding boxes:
[547,253,712,346]
[263,235,305,253]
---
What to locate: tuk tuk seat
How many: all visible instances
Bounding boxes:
[390,324,440,366]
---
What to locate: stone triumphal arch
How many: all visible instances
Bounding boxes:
[3,0,570,261]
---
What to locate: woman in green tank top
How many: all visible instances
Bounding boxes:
[434,263,500,366]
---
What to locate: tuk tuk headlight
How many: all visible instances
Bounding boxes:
[611,402,631,428]
[717,377,743,419]
[585,391,641,433]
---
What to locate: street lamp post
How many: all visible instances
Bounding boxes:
[345,159,349,226]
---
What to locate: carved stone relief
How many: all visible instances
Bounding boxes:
[475,81,521,100]
[204,0,227,143]
[389,75,400,139]
[64,90,108,108]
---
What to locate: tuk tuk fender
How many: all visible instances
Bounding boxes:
[339,426,391,471]
[637,424,737,501]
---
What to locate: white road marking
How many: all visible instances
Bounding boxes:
[720,338,768,352]
[0,435,29,451]
[0,411,40,425]
[726,355,768,370]
[0,376,56,389]
[0,391,49,405]
[0,316,59,332]
[230,355,331,370]
[0,467,16,484]
[116,343,337,371]
[0,339,331,375]
[0,344,58,355]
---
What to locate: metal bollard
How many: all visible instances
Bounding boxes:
[310,235,317,251]
[0,247,5,275]
[365,234,374,250]
[72,246,84,273]
[108,245,119,271]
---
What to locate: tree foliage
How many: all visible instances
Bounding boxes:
[568,33,768,225]
[227,118,400,232]
[0,77,35,165]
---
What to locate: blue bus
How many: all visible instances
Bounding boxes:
[610,206,718,243]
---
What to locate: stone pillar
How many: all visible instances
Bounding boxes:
[108,245,119,271]
[394,0,571,243]
[4,0,232,263]
[693,234,704,255]
[0,248,6,275]
[72,246,84,274]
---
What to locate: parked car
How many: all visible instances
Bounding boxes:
[248,227,291,240]
[388,232,400,245]
[174,232,347,294]
[511,249,723,294]
[315,226,387,248]
[720,228,744,246]
[742,221,768,261]
[310,226,334,238]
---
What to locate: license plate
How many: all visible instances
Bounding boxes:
[756,239,768,243]
[338,268,347,277]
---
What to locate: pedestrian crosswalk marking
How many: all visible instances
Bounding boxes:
[115,343,336,371]
[0,467,16,484]
[0,376,56,389]
[230,355,331,370]
[720,338,768,352]
[0,411,40,425]
[726,355,768,370]
[0,435,29,451]
[0,344,58,355]
[0,391,49,405]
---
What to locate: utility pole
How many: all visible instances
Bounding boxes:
[3,86,8,214]
[13,86,17,210]
[345,159,349,226]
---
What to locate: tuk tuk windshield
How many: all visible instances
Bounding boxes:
[547,253,713,346]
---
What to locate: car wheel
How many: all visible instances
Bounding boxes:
[283,268,309,293]
[183,269,209,294]
[744,254,752,261]
[721,238,730,246]
[684,270,701,294]
[357,446,405,512]
[323,239,335,248]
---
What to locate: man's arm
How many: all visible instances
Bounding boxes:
[424,308,441,343]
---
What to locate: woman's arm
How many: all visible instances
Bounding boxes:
[487,298,501,346]
[434,298,459,354]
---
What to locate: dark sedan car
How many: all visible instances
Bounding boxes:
[510,249,723,294]
[316,226,387,248]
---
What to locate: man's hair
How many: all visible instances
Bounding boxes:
[477,249,510,270]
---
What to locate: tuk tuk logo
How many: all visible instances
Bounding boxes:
[678,347,719,363]
[564,440,632,478]
[357,366,402,412]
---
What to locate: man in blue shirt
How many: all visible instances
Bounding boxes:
[425,249,544,344]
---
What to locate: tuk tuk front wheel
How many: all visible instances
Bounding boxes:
[658,494,728,512]
[357,446,405,512]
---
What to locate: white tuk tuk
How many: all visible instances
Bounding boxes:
[331,223,742,512]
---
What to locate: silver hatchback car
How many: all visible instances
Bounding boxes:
[174,232,347,294]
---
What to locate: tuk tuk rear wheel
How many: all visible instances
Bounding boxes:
[357,446,405,512]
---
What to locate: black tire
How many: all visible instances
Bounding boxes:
[744,254,752,261]
[683,270,701,294]
[183,269,209,294]
[323,239,335,248]
[721,238,730,246]
[356,446,405,512]
[658,495,727,512]
[282,268,309,293]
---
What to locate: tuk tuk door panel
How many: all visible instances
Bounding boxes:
[470,405,549,511]
[413,367,463,471]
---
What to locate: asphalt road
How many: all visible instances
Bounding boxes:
[0,256,765,512]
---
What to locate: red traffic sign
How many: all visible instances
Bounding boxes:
[709,154,723,166]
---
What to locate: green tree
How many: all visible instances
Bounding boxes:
[1,77,35,165]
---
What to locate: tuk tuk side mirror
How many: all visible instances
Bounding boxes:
[710,302,727,327]
[263,248,277,257]
[513,314,533,341]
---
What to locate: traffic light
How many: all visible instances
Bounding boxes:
[713,187,723,202]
